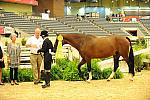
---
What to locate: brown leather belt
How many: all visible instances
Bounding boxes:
[31,53,40,55]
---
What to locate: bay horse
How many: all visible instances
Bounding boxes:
[54,33,135,81]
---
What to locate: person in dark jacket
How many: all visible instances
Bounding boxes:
[37,30,53,88]
[0,36,5,85]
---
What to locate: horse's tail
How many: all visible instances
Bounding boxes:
[126,37,135,76]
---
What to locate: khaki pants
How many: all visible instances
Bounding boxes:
[30,54,42,81]
[40,59,44,71]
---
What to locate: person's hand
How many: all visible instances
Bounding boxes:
[2,57,4,61]
[31,44,37,48]
[18,57,21,63]
[37,50,40,53]
[0,57,4,62]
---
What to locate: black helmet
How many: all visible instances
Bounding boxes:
[41,30,48,37]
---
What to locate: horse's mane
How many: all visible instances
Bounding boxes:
[61,33,96,40]
[86,34,97,38]
[59,33,96,50]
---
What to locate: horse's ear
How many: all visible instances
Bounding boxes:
[56,33,59,37]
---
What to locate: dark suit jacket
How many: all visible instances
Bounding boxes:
[38,38,53,70]
[0,46,5,68]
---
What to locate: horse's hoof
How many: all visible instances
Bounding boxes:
[86,79,91,83]
[129,74,134,81]
[82,78,87,81]
[129,78,134,81]
[107,79,111,81]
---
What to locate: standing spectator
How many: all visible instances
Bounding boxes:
[106,15,110,21]
[76,14,79,18]
[7,33,21,85]
[26,28,43,84]
[12,27,19,38]
[76,14,81,21]
[0,35,5,85]
[112,13,115,17]
[37,31,53,88]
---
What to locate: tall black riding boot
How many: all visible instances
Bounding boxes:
[46,72,50,85]
[42,72,50,88]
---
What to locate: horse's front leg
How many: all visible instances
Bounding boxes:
[107,55,120,81]
[78,59,86,80]
[87,60,92,82]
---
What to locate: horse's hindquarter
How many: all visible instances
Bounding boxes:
[116,37,130,58]
[85,37,117,59]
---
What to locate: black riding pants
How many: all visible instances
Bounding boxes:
[10,67,18,80]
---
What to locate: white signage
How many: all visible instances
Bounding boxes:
[42,13,49,20]
[4,26,14,34]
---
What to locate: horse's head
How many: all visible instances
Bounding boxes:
[53,34,69,53]
[53,37,58,53]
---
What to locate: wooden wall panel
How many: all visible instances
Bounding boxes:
[33,0,64,17]
[53,0,64,17]
[32,0,52,16]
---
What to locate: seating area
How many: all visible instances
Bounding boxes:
[0,11,150,37]
[0,12,38,35]
[141,19,150,32]
[89,18,136,36]
[57,16,109,36]
[31,18,80,35]
[96,18,150,36]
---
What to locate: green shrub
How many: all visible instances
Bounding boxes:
[114,69,124,79]
[18,68,33,82]
[133,38,147,51]
[63,61,80,81]
[91,59,103,80]
[81,59,102,80]
[21,38,27,46]
[102,68,112,79]
[92,65,103,80]
[56,58,70,70]
[134,54,145,72]
[2,69,10,82]
[81,65,88,80]
[51,64,63,80]
[102,68,123,79]
[135,38,146,46]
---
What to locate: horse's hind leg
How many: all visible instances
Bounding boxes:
[78,59,86,80]
[107,54,120,81]
[87,60,92,82]
[125,59,134,81]
[122,56,134,81]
